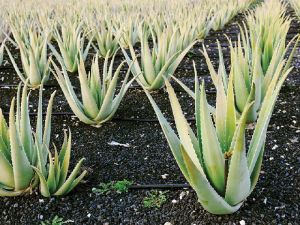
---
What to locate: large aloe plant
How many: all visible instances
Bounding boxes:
[122,28,196,91]
[52,51,135,127]
[202,32,298,122]
[144,61,291,214]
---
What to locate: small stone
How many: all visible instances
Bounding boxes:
[161,174,168,179]
[263,198,267,204]
[164,222,172,225]
[240,220,246,225]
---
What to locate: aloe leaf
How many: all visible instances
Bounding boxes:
[0,151,14,188]
[46,150,57,194]
[250,145,264,191]
[225,73,236,151]
[199,82,225,194]
[28,46,41,86]
[0,188,24,197]
[215,72,228,153]
[57,131,72,188]
[141,36,156,84]
[5,46,26,83]
[9,98,34,191]
[194,67,204,168]
[65,170,87,195]
[225,102,253,205]
[232,54,249,114]
[32,166,50,197]
[20,84,34,163]
[43,91,56,150]
[78,57,99,118]
[54,158,85,196]
[165,80,205,174]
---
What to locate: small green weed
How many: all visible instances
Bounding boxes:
[92,179,133,195]
[143,190,168,208]
[41,216,73,225]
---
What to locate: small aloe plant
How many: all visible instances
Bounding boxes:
[52,51,135,127]
[91,19,121,58]
[122,28,196,91]
[49,20,92,73]
[144,61,291,214]
[117,18,140,49]
[6,23,51,88]
[33,130,87,197]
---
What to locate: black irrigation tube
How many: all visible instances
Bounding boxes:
[0,82,217,93]
[129,184,191,190]
[1,111,197,123]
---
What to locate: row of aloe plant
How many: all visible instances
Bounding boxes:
[0,0,255,88]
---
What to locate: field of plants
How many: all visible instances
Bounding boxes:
[0,0,299,224]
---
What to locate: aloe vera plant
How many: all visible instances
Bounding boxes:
[33,130,87,197]
[117,17,140,49]
[211,3,239,31]
[49,19,92,73]
[245,0,290,74]
[5,23,51,88]
[52,51,135,127]
[0,83,54,196]
[144,62,291,214]
[122,28,196,90]
[90,19,121,58]
[0,83,86,197]
[203,34,297,122]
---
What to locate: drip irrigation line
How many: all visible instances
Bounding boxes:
[0,82,217,94]
[0,83,60,88]
[129,183,191,190]
[0,66,15,70]
[1,111,197,122]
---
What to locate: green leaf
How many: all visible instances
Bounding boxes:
[199,82,225,194]
[32,166,50,197]
[225,102,253,205]
[9,98,34,191]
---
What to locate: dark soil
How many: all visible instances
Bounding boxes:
[0,8,299,225]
